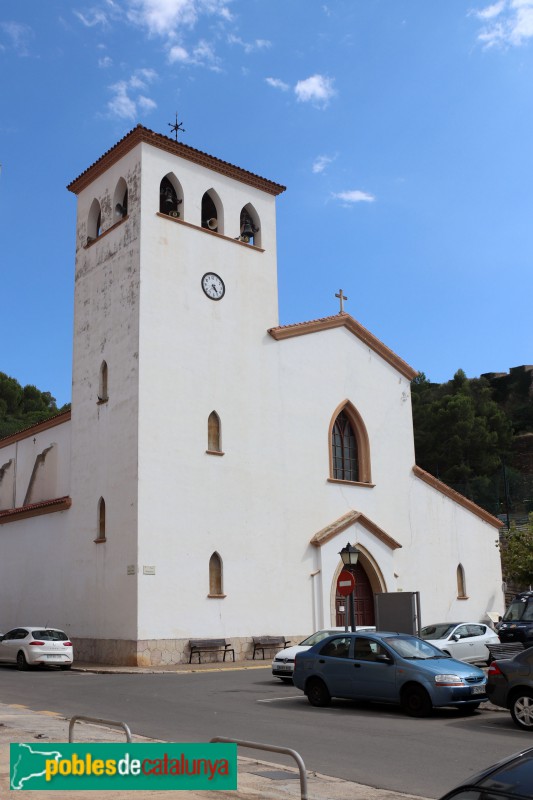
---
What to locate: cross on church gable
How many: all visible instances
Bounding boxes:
[335,289,347,313]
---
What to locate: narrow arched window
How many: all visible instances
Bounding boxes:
[87,198,102,244]
[207,411,221,452]
[239,204,261,247]
[201,189,223,234]
[98,361,108,403]
[159,176,182,217]
[332,410,359,482]
[457,564,467,598]
[97,497,106,541]
[113,178,128,219]
[209,552,223,596]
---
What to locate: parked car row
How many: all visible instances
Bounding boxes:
[274,622,533,734]
[0,627,73,670]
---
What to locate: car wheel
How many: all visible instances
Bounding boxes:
[510,689,533,731]
[60,665,72,671]
[306,678,331,708]
[16,651,28,671]
[401,684,432,718]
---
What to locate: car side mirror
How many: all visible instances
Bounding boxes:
[376,654,393,664]
[452,634,461,641]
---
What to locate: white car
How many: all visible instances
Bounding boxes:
[420,622,499,664]
[0,627,74,670]
[272,626,375,681]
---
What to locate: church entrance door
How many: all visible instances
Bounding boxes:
[335,562,375,627]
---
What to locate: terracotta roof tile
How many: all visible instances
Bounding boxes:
[68,124,286,196]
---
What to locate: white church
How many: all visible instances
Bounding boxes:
[0,125,504,665]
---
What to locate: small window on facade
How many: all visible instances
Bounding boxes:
[159,176,182,218]
[97,497,106,541]
[457,564,467,598]
[238,204,260,247]
[332,410,359,482]
[98,361,108,403]
[209,552,223,595]
[207,411,221,452]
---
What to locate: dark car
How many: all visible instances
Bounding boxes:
[486,647,533,730]
[439,747,533,799]
[292,631,487,717]
[499,592,533,646]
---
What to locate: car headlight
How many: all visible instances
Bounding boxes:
[434,674,466,686]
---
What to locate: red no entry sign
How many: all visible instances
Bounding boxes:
[337,569,355,596]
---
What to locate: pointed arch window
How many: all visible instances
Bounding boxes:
[329,402,372,485]
[113,178,128,220]
[457,564,467,599]
[207,411,222,454]
[239,203,261,247]
[98,361,108,403]
[96,497,106,542]
[159,175,182,217]
[201,189,223,234]
[87,198,102,244]
[209,552,224,596]
[332,411,359,481]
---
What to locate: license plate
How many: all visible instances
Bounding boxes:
[471,685,485,695]
[276,664,292,671]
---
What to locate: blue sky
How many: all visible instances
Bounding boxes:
[1,0,532,407]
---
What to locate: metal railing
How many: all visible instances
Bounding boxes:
[210,736,308,800]
[68,715,132,742]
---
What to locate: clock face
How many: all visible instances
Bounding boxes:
[201,272,225,300]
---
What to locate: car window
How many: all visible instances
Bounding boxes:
[387,636,443,659]
[32,630,68,641]
[454,625,470,639]
[319,637,351,658]
[354,638,389,662]
[466,625,485,637]
[13,629,28,640]
[300,630,341,647]
[420,624,456,639]
[503,600,527,621]
[521,604,533,622]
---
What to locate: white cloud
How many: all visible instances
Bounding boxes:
[168,37,220,69]
[0,21,33,55]
[107,69,158,119]
[98,55,113,67]
[332,190,375,204]
[312,154,335,174]
[265,76,290,91]
[473,0,533,47]
[73,9,110,27]
[168,44,189,62]
[126,0,233,37]
[227,34,271,53]
[295,74,336,106]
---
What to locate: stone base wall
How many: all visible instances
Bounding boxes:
[71,635,307,666]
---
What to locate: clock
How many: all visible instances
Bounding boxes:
[201,272,225,300]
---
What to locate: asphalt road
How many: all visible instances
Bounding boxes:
[0,664,527,799]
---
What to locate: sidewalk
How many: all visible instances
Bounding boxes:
[0,659,474,799]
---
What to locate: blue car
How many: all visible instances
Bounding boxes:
[292,631,487,717]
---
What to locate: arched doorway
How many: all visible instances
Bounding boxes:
[335,562,375,627]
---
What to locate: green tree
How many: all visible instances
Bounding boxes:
[0,372,69,438]
[411,369,513,507]
[500,514,533,588]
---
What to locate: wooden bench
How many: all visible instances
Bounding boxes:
[188,638,235,664]
[487,642,525,663]
[252,636,291,660]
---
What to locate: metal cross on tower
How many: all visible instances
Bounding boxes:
[335,289,347,313]
[168,113,185,142]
